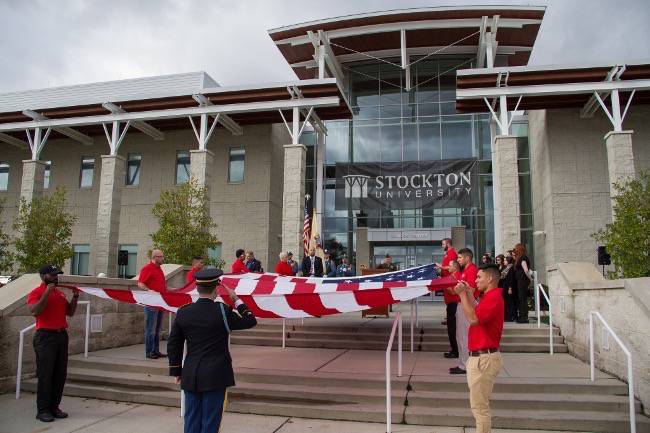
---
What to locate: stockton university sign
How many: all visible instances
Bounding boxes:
[335,159,478,210]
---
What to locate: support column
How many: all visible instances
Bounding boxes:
[19,160,46,204]
[492,135,520,254]
[281,144,306,259]
[190,149,215,192]
[604,130,636,217]
[94,155,125,277]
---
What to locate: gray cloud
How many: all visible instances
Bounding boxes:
[0,0,648,92]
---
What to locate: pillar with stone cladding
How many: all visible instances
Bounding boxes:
[492,135,521,254]
[94,155,125,277]
[190,149,214,193]
[281,144,306,259]
[19,159,46,204]
[604,130,636,217]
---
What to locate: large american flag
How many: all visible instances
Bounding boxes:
[70,263,457,319]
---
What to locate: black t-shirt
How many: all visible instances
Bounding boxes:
[515,256,531,289]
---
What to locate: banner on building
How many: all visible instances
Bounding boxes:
[335,159,478,210]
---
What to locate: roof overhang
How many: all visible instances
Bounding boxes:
[268,6,546,79]
[455,60,650,113]
[0,78,351,142]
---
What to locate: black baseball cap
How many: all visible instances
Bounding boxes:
[39,264,63,275]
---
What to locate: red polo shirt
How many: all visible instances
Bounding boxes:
[275,261,294,276]
[27,283,68,330]
[231,259,248,274]
[186,267,201,284]
[468,287,505,351]
[441,247,459,304]
[139,262,167,293]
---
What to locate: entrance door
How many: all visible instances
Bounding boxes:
[373,245,443,270]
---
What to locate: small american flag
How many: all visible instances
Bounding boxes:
[303,194,311,256]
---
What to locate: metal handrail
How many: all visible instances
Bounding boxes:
[534,284,554,355]
[16,300,90,399]
[589,311,636,433]
[385,311,402,433]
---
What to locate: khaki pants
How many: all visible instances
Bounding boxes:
[466,351,503,433]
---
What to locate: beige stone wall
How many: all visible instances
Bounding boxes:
[529,105,650,282]
[0,124,282,275]
[548,262,650,415]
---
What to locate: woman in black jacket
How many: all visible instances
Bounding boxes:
[499,255,518,322]
[513,243,533,323]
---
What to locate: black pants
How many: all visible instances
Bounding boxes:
[446,302,458,355]
[504,288,518,321]
[517,283,529,322]
[33,329,68,414]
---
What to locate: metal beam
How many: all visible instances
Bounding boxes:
[287,86,327,135]
[191,94,243,136]
[580,66,620,118]
[476,16,488,68]
[0,132,28,149]
[102,102,165,141]
[23,109,94,145]
[0,97,341,132]
[456,79,650,99]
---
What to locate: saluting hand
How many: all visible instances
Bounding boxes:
[174,376,181,385]
[226,288,239,304]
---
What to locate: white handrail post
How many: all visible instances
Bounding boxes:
[534,272,541,328]
[398,312,402,377]
[410,300,414,353]
[548,293,553,355]
[15,323,35,400]
[282,319,286,349]
[627,353,636,433]
[386,338,392,433]
[83,301,90,358]
[415,296,419,327]
[168,312,173,335]
[589,312,595,382]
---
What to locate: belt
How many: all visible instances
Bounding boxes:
[37,328,67,333]
[469,348,499,356]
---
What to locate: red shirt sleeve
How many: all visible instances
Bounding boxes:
[462,264,479,289]
[27,285,44,305]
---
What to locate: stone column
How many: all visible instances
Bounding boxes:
[281,144,306,259]
[604,130,636,217]
[355,227,369,274]
[190,149,215,192]
[492,135,521,254]
[451,226,466,250]
[19,159,46,204]
[94,155,125,277]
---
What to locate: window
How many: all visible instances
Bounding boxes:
[0,162,8,191]
[118,244,138,278]
[43,161,51,189]
[80,157,95,188]
[126,153,141,186]
[175,150,190,184]
[228,147,245,183]
[208,244,222,263]
[71,244,90,275]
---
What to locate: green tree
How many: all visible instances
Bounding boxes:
[150,178,221,267]
[593,171,650,278]
[0,198,13,273]
[13,188,76,273]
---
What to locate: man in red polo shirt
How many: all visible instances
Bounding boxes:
[454,263,504,433]
[451,247,479,375]
[231,249,248,274]
[138,249,169,359]
[27,264,79,423]
[435,238,459,359]
[186,256,204,284]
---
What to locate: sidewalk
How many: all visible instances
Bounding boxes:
[0,393,586,433]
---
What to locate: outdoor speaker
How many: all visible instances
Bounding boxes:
[118,250,129,266]
[597,246,611,266]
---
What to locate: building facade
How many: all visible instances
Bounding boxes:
[1,6,649,281]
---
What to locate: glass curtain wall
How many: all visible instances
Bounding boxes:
[319,57,496,261]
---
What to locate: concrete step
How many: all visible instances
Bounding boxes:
[229,335,568,353]
[406,389,642,412]
[404,406,650,433]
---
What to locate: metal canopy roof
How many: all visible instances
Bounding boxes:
[268,6,546,79]
[455,60,650,113]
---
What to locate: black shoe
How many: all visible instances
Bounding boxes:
[154,352,167,358]
[36,411,54,422]
[146,353,160,359]
[449,367,466,375]
[52,408,68,419]
[443,352,459,359]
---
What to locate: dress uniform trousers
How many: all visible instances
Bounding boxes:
[184,389,227,433]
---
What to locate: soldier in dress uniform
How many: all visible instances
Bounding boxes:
[168,268,257,433]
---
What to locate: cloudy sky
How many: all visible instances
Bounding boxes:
[1,0,649,92]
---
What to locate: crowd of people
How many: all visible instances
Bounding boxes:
[271,247,355,278]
